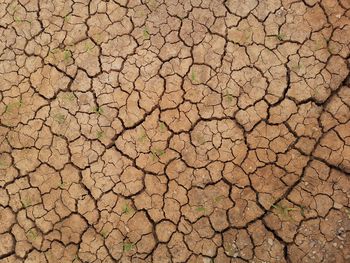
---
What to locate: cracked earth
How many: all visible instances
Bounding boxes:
[0,0,350,262]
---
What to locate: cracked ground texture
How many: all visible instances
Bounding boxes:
[0,0,350,262]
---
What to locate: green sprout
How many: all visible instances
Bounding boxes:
[213,195,224,203]
[96,130,104,139]
[5,100,23,113]
[313,37,329,50]
[93,106,104,115]
[272,204,298,221]
[53,113,65,124]
[159,122,166,132]
[84,42,94,52]
[143,27,150,39]
[151,148,165,160]
[195,205,206,213]
[94,33,103,44]
[64,92,75,102]
[64,14,71,22]
[123,242,135,252]
[14,16,22,23]
[63,49,72,63]
[59,182,67,190]
[224,92,234,103]
[21,198,32,208]
[12,10,31,24]
[100,230,108,239]
[327,45,336,54]
[154,149,165,156]
[276,33,285,41]
[137,132,147,143]
[27,229,38,241]
[122,203,133,214]
[291,64,302,72]
[191,70,196,82]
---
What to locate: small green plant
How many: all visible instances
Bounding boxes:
[276,33,285,41]
[59,182,67,190]
[94,33,103,44]
[224,92,234,103]
[143,27,150,39]
[21,198,32,208]
[93,106,104,115]
[14,16,22,23]
[123,242,135,252]
[291,64,302,72]
[122,203,133,214]
[84,42,94,52]
[63,92,75,102]
[13,12,32,24]
[191,70,196,82]
[53,113,65,124]
[64,14,71,22]
[5,100,23,113]
[27,229,38,240]
[213,195,224,203]
[272,204,298,221]
[96,130,104,139]
[195,205,206,213]
[137,132,147,143]
[63,49,72,63]
[327,45,336,54]
[154,149,165,156]
[159,122,166,132]
[100,230,108,239]
[314,38,326,50]
[151,148,165,160]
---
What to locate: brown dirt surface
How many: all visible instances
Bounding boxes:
[1,0,350,262]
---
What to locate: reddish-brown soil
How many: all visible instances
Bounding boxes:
[1,0,350,262]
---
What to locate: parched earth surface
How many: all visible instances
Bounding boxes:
[1,0,350,262]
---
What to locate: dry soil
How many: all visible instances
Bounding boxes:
[0,0,350,262]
